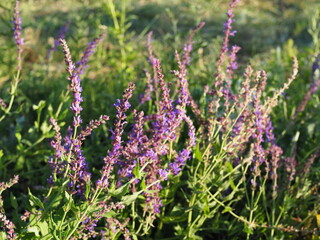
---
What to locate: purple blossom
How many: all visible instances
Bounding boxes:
[304,149,320,176]
[214,0,240,89]
[158,169,168,180]
[233,115,244,136]
[284,156,297,182]
[47,21,71,59]
[68,138,91,197]
[227,45,240,73]
[140,70,153,104]
[250,178,257,189]
[49,118,64,159]
[12,0,23,70]
[60,39,83,127]
[293,54,320,119]
[170,149,191,175]
[77,115,109,141]
[0,213,16,240]
[75,31,107,75]
[0,176,19,240]
[0,98,7,109]
[97,83,136,189]
[265,117,276,143]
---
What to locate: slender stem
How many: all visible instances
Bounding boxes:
[65,188,102,240]
[0,69,21,122]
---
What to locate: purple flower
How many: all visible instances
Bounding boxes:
[75,31,107,75]
[0,98,7,109]
[47,21,71,59]
[12,0,23,70]
[214,0,240,89]
[170,149,191,175]
[158,169,168,180]
[60,39,84,127]
[98,83,136,189]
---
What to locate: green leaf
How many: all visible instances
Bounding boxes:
[133,161,141,179]
[222,206,233,214]
[132,234,139,240]
[15,132,22,142]
[225,161,233,172]
[27,226,40,237]
[243,222,254,234]
[229,178,236,190]
[10,193,18,209]
[85,180,91,199]
[45,190,64,210]
[110,181,131,198]
[121,190,143,205]
[64,191,71,201]
[203,200,210,217]
[162,206,188,223]
[40,121,51,134]
[32,100,46,111]
[307,123,316,137]
[195,143,203,162]
[292,131,300,143]
[0,231,7,240]
[38,221,49,236]
[28,189,44,208]
[140,178,146,190]
[0,150,3,158]
[103,210,116,218]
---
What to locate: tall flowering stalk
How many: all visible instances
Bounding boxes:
[60,39,83,127]
[49,33,108,196]
[47,21,71,60]
[292,53,320,120]
[140,32,160,106]
[214,0,240,90]
[97,82,135,189]
[75,31,107,76]
[13,0,23,71]
[0,0,24,122]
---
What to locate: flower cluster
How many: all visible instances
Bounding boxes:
[47,21,71,59]
[49,34,109,197]
[59,39,83,126]
[12,0,23,70]
[0,176,19,240]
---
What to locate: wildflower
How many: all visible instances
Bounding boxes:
[47,21,71,59]
[75,31,107,75]
[303,149,320,176]
[214,0,240,89]
[97,83,135,189]
[77,115,109,141]
[49,118,64,159]
[0,213,16,240]
[12,0,23,70]
[60,39,83,126]
[284,156,297,182]
[140,70,153,104]
[182,21,205,66]
[0,176,19,240]
[0,98,7,109]
[292,54,320,119]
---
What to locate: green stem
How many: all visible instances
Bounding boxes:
[0,69,21,122]
[65,188,102,240]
